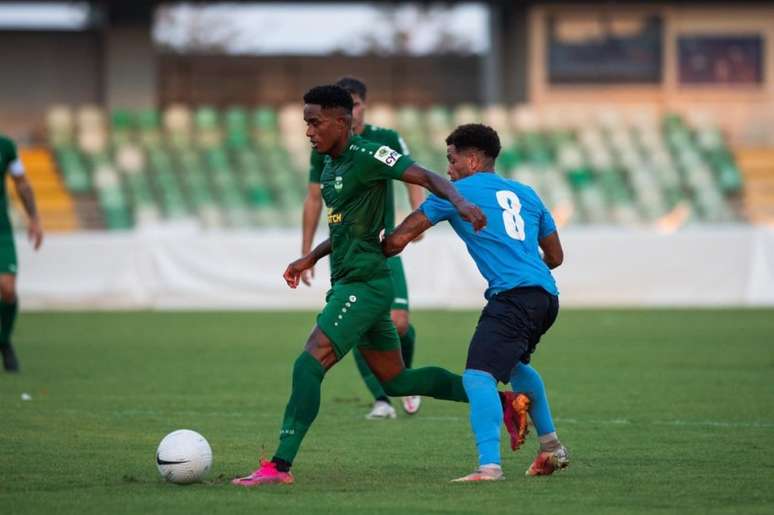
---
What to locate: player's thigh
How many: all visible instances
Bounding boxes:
[518,288,560,361]
[0,231,17,302]
[387,256,410,312]
[0,232,18,276]
[465,295,534,383]
[359,313,404,382]
[316,278,393,361]
[0,274,15,301]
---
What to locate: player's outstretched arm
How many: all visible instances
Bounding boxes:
[300,183,323,285]
[539,231,564,269]
[284,238,331,289]
[401,164,487,231]
[382,210,433,257]
[402,182,426,242]
[11,175,42,250]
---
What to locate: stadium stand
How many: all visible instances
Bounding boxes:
[8,148,80,232]
[32,104,746,231]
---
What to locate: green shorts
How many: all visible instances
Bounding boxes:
[387,256,409,311]
[0,233,17,275]
[316,275,401,359]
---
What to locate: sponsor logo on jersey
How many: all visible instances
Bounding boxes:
[334,176,343,192]
[327,208,343,224]
[374,146,401,167]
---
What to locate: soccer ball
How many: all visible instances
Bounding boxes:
[156,429,213,484]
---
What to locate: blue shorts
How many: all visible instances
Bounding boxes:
[465,286,559,383]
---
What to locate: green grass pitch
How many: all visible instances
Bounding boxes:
[2,309,773,514]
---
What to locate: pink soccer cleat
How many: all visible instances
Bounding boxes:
[451,465,504,482]
[401,395,422,415]
[232,459,294,486]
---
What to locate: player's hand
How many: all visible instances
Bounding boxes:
[300,266,316,286]
[456,201,487,232]
[28,218,43,251]
[283,255,315,289]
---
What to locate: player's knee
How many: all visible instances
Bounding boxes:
[0,281,16,303]
[511,362,539,382]
[303,331,338,370]
[292,351,326,382]
[381,369,412,397]
[510,362,543,395]
[390,310,409,336]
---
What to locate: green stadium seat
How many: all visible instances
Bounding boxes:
[195,107,219,130]
[56,146,92,193]
[224,107,250,149]
[254,107,277,130]
[44,104,745,229]
[111,110,134,131]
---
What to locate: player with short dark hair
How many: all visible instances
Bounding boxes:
[0,135,43,372]
[333,76,367,100]
[233,87,528,487]
[383,123,569,480]
[301,76,424,419]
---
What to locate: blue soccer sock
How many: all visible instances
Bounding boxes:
[510,362,556,438]
[462,369,503,467]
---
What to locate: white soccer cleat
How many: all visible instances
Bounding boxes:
[365,400,397,420]
[401,396,422,415]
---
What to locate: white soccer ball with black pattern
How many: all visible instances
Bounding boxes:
[156,429,212,484]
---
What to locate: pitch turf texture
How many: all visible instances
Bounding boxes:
[2,310,773,514]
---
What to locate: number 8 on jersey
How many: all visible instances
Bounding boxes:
[496,190,526,241]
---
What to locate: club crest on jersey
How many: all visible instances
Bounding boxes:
[334,176,343,192]
[374,146,401,167]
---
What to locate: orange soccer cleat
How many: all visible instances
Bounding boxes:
[525,446,570,476]
[500,391,530,451]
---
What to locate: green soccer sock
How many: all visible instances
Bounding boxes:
[383,367,468,403]
[0,301,18,346]
[353,348,389,403]
[273,351,326,465]
[399,323,416,369]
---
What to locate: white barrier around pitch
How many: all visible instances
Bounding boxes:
[15,226,774,309]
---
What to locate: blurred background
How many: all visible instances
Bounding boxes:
[0,0,773,308]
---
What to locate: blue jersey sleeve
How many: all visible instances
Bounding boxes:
[538,202,557,239]
[419,194,456,225]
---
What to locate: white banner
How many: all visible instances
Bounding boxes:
[15,226,774,310]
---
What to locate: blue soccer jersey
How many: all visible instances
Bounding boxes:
[420,172,558,299]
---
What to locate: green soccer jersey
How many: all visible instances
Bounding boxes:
[0,135,23,231]
[320,135,414,284]
[310,124,409,231]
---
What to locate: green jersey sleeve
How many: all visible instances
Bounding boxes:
[364,144,414,182]
[0,136,21,175]
[309,149,325,183]
[6,139,17,163]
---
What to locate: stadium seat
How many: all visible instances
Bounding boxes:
[224,107,250,149]
[47,105,75,147]
[41,103,745,229]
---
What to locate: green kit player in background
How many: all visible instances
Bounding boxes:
[301,77,424,420]
[232,85,527,487]
[0,135,43,372]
